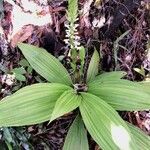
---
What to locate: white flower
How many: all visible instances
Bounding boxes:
[64,23,70,28]
[75,36,80,40]
[74,40,80,47]
[64,39,69,44]
[64,20,81,50]
[74,24,79,28]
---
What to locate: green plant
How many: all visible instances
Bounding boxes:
[19,58,33,75]
[0,0,150,149]
[0,127,32,150]
[11,67,26,82]
[113,30,130,70]
[0,43,150,149]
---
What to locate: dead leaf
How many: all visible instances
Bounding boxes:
[11,25,34,47]
[94,0,109,9]
[80,0,93,28]
[5,0,53,41]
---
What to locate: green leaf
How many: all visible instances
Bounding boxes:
[63,115,89,150]
[12,67,26,74]
[139,81,150,94]
[12,67,26,81]
[87,49,99,82]
[50,90,81,122]
[134,67,145,77]
[80,46,85,63]
[3,128,13,143]
[27,66,33,74]
[79,93,137,150]
[19,59,30,67]
[90,71,126,83]
[5,141,13,150]
[18,43,72,86]
[113,30,130,67]
[0,83,71,127]
[14,73,26,81]
[88,79,150,110]
[127,122,150,150]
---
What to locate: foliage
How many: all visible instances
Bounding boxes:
[0,43,150,149]
[0,0,150,149]
[134,67,145,77]
[63,115,89,150]
[127,122,150,149]
[11,67,26,81]
[0,83,71,126]
[113,30,130,69]
[0,127,32,150]
[18,43,72,86]
[86,48,99,82]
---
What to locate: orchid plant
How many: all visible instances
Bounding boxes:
[0,0,150,149]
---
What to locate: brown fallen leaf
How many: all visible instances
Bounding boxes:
[80,0,93,28]
[94,0,109,9]
[5,0,53,45]
[11,25,34,47]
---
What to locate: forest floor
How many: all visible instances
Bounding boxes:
[0,0,150,149]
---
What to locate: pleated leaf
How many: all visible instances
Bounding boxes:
[80,93,137,150]
[0,83,71,127]
[127,122,150,150]
[89,71,126,83]
[63,115,89,150]
[88,79,150,110]
[139,81,150,94]
[18,43,72,86]
[50,90,81,122]
[87,49,99,82]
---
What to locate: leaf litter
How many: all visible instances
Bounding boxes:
[0,0,150,149]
